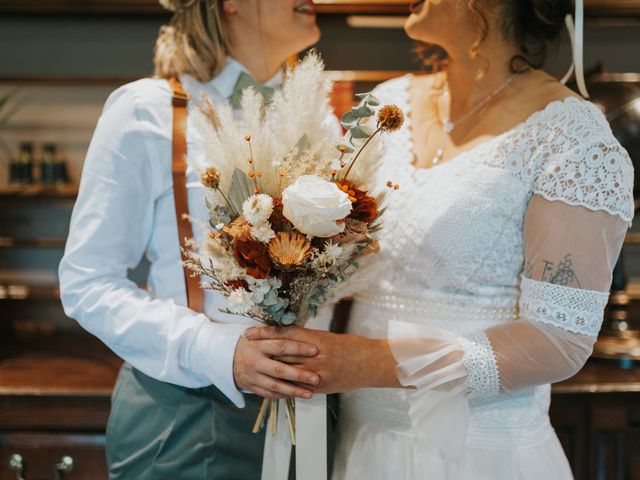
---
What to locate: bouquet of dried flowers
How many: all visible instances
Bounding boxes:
[185,53,403,440]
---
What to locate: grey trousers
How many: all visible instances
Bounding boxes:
[106,364,336,480]
[106,363,267,480]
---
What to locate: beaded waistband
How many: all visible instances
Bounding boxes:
[354,292,518,323]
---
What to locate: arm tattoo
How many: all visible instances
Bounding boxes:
[548,254,581,288]
[525,254,582,288]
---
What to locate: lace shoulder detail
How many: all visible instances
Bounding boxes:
[530,97,634,224]
[519,276,609,337]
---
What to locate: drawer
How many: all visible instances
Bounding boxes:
[0,433,107,480]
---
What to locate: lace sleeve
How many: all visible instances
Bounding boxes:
[531,102,634,224]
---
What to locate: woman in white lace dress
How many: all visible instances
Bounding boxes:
[247,0,634,478]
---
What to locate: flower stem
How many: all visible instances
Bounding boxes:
[214,187,237,216]
[341,126,383,181]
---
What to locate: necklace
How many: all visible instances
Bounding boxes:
[432,73,518,165]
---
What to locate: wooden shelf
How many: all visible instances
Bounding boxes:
[0,0,638,16]
[0,333,121,431]
[553,358,640,394]
[0,184,78,203]
[0,284,60,301]
[0,237,66,249]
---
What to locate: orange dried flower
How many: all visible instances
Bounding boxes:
[222,217,251,239]
[336,180,379,223]
[268,232,312,271]
[233,237,272,279]
[201,167,221,189]
[377,104,404,132]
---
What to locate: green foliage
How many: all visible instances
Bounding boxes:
[227,168,254,215]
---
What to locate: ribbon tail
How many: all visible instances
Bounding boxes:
[296,394,328,480]
[261,401,293,480]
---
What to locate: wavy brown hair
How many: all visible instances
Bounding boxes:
[154,0,229,82]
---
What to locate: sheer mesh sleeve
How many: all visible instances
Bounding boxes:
[387,195,630,460]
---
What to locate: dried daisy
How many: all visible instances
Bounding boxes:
[377,104,405,132]
[268,232,312,271]
[242,194,274,226]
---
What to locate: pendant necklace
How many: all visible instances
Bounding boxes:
[432,73,518,166]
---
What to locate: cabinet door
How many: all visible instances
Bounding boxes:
[0,433,107,480]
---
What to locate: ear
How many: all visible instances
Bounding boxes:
[222,0,238,15]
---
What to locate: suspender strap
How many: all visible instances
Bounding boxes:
[168,76,205,313]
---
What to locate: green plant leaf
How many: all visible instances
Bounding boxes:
[340,111,358,126]
[349,124,373,139]
[351,105,374,118]
[227,167,254,215]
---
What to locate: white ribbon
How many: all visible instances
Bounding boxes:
[561,0,589,98]
[261,405,293,480]
[260,307,333,480]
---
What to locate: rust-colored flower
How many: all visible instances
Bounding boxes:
[201,167,221,189]
[225,278,249,291]
[336,180,378,223]
[222,217,251,239]
[268,231,312,271]
[233,236,272,279]
[268,196,290,229]
[377,104,404,132]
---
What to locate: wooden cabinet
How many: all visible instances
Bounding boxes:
[551,362,640,480]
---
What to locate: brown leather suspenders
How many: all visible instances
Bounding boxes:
[167,76,205,313]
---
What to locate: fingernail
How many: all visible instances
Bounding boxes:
[308,346,318,355]
[303,392,312,399]
[311,375,320,385]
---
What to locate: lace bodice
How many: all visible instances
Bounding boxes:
[364,75,633,316]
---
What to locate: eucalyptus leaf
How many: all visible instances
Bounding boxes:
[350,124,373,139]
[340,111,358,126]
[351,105,374,118]
[204,196,212,210]
[281,312,297,325]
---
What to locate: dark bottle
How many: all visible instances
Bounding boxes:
[40,143,56,184]
[17,142,34,184]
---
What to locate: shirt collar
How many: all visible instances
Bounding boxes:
[182,57,284,103]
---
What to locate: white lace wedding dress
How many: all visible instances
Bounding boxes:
[332,76,635,479]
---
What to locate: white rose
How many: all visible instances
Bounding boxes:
[282,175,352,237]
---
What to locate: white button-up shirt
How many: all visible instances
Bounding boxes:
[59,58,282,408]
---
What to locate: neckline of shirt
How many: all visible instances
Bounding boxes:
[180,56,284,104]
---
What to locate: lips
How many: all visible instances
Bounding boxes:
[294,0,316,15]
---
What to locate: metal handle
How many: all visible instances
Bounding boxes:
[8,453,74,480]
[9,454,25,480]
[54,456,74,480]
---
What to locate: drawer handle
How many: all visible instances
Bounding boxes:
[8,453,74,480]
[9,454,25,480]
[54,456,74,479]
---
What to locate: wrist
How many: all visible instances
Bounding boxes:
[361,338,400,388]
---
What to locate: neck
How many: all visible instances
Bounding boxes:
[444,36,522,119]
[227,44,286,84]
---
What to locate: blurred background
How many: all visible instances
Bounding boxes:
[1,1,640,479]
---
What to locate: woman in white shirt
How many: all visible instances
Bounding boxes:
[59,1,321,478]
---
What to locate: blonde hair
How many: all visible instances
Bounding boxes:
[154,0,229,82]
